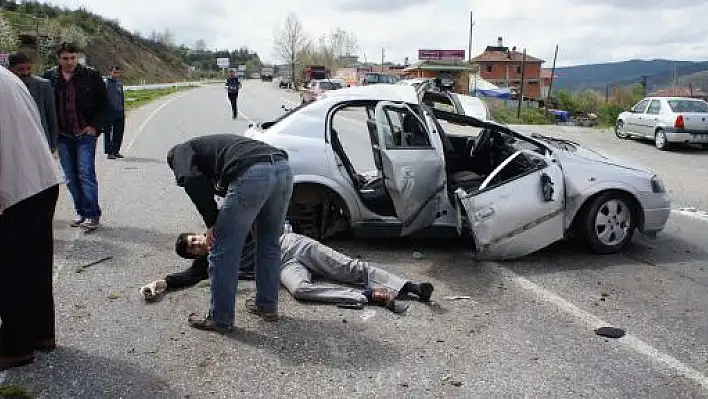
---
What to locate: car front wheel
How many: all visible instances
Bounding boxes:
[580,192,636,254]
[615,120,629,139]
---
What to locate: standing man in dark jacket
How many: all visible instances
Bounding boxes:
[103,65,125,159]
[43,42,108,230]
[7,52,59,153]
[225,70,241,119]
[166,134,293,333]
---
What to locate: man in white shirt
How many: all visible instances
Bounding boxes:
[0,65,63,371]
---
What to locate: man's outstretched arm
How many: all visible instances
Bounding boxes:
[164,256,209,290]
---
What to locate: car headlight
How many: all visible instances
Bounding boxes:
[651,175,666,193]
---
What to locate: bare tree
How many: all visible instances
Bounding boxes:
[273,12,308,86]
[327,28,358,68]
[194,39,207,52]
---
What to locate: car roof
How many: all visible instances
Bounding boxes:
[318,83,419,103]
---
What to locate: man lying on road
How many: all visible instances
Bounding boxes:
[140,226,434,314]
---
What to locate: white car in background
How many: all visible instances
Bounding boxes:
[615,96,708,150]
[246,84,670,260]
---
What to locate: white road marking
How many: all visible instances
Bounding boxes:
[492,262,708,391]
[671,208,708,223]
[126,92,190,150]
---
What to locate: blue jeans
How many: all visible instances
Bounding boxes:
[57,134,102,219]
[208,158,293,327]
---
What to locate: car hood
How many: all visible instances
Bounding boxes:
[555,144,652,174]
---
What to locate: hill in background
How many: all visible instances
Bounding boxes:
[553,59,708,93]
[0,0,263,84]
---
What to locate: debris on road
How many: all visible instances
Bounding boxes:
[444,295,473,301]
[107,292,122,300]
[74,255,113,273]
[595,326,626,339]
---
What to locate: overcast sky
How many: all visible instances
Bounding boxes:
[45,0,708,67]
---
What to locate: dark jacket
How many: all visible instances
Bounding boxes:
[42,64,109,134]
[167,134,288,228]
[225,76,241,94]
[26,75,59,150]
[104,77,125,113]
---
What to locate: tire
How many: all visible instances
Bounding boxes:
[615,120,629,139]
[654,129,670,150]
[580,192,636,254]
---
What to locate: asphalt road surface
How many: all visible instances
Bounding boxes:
[2,81,708,398]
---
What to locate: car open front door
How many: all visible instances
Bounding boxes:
[374,101,446,236]
[455,149,565,259]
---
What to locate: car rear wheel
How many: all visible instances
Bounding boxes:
[615,121,629,139]
[580,192,636,254]
[655,129,669,150]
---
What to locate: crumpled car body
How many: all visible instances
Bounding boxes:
[245,84,671,259]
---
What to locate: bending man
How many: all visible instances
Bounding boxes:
[141,229,434,313]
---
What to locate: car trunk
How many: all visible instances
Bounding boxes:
[677,112,708,133]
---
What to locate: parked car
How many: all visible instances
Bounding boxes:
[301,79,343,103]
[245,84,670,260]
[361,72,399,85]
[615,96,708,150]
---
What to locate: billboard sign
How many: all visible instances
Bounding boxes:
[418,49,465,61]
[216,57,230,68]
[238,64,247,72]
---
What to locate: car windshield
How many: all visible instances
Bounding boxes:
[667,99,708,113]
[319,81,342,90]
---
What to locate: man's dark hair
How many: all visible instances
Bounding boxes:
[8,52,30,68]
[175,232,197,259]
[110,65,121,71]
[56,42,80,56]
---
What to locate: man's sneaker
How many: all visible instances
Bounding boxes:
[245,297,278,321]
[114,153,124,159]
[107,154,117,160]
[80,218,100,230]
[70,216,85,227]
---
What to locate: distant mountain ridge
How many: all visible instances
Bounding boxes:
[552,59,708,93]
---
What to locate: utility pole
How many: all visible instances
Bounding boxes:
[381,48,385,72]
[545,44,558,109]
[605,83,610,102]
[517,48,527,119]
[468,11,475,63]
[32,15,41,72]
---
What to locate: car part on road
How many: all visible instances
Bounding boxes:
[579,191,636,254]
[595,326,626,339]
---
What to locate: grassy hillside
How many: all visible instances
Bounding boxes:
[0,0,191,84]
[553,59,708,92]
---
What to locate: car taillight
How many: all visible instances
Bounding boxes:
[675,115,685,129]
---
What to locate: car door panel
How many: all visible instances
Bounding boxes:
[456,150,565,259]
[627,99,649,135]
[374,101,446,236]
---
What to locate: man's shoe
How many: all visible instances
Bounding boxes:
[70,216,85,227]
[107,154,117,160]
[0,353,34,371]
[187,312,233,333]
[245,297,279,321]
[80,218,100,230]
[114,153,124,158]
[35,337,56,352]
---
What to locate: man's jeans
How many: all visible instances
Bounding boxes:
[103,111,125,155]
[208,157,293,327]
[57,134,101,219]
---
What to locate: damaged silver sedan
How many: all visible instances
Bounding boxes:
[244,84,671,260]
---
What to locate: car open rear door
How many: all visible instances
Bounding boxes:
[374,101,446,236]
[455,149,565,259]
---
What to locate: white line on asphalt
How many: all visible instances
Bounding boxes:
[671,208,708,223]
[126,92,190,151]
[492,263,708,391]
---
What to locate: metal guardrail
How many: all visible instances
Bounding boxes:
[123,80,221,91]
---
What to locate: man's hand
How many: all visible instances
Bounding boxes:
[206,227,215,249]
[83,126,97,136]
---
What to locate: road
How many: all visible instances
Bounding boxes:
[2,80,708,398]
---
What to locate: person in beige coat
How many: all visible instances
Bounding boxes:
[0,65,63,371]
